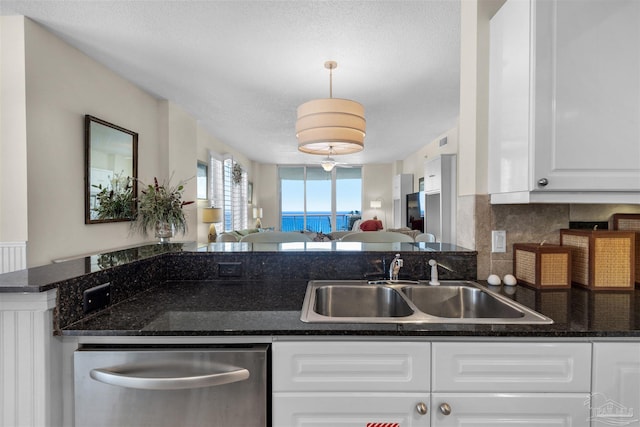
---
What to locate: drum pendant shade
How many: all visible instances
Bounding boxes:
[296,62,365,155]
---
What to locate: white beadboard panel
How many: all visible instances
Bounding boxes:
[0,290,60,427]
[431,393,590,426]
[272,341,430,392]
[432,342,592,393]
[0,242,26,273]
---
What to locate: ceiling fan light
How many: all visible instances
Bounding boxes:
[320,158,336,172]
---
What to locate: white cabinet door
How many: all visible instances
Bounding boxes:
[423,155,456,243]
[273,341,430,392]
[592,343,640,427]
[432,342,591,393]
[424,158,442,195]
[533,0,640,193]
[431,393,590,426]
[489,0,640,204]
[273,393,430,427]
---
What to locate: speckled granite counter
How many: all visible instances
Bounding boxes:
[61,279,640,338]
[3,242,639,338]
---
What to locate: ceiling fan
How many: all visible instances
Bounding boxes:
[319,147,352,172]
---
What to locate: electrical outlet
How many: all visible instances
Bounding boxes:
[492,230,507,253]
[218,262,242,277]
[83,282,111,314]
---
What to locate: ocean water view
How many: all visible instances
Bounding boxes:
[281,211,361,233]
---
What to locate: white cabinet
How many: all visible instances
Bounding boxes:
[424,154,456,243]
[272,341,431,426]
[431,342,592,426]
[392,174,413,229]
[488,0,640,204]
[592,343,640,426]
[272,340,594,426]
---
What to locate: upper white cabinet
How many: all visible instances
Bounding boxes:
[489,0,640,204]
[424,154,456,243]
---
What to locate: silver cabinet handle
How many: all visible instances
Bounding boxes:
[90,362,250,390]
[416,402,428,415]
[537,178,549,187]
[440,402,452,415]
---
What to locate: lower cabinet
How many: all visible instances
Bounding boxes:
[273,394,430,427]
[272,341,431,426]
[592,343,640,427]
[273,341,593,427]
[431,393,589,426]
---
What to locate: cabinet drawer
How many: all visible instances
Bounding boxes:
[273,341,430,392]
[431,393,590,426]
[273,393,430,427]
[432,342,591,392]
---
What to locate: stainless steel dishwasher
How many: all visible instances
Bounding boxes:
[74,344,268,427]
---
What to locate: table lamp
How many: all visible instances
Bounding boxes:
[202,207,223,242]
[253,207,263,228]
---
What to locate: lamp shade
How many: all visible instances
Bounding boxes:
[370,200,382,209]
[202,207,222,223]
[296,98,366,155]
[253,207,263,219]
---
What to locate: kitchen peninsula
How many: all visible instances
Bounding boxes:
[1,242,639,426]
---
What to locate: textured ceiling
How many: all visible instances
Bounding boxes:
[1,0,461,166]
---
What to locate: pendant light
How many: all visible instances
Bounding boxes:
[296,61,366,155]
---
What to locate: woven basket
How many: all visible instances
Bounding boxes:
[560,229,636,290]
[610,214,640,285]
[513,243,571,289]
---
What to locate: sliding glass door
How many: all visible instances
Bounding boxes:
[279,166,361,233]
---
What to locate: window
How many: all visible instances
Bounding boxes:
[209,152,248,231]
[279,166,361,233]
[223,158,248,231]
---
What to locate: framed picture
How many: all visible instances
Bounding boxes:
[248,181,253,204]
[418,177,424,191]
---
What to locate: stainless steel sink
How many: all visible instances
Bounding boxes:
[300,280,553,324]
[401,285,524,319]
[314,285,413,318]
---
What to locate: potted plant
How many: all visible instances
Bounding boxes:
[131,175,194,242]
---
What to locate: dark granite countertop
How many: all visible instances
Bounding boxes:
[61,279,640,338]
[0,241,472,292]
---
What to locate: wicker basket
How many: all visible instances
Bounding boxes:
[560,229,636,290]
[609,213,640,285]
[513,243,572,289]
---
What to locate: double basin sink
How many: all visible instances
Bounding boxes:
[300,280,553,324]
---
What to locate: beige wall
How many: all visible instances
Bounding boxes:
[400,127,458,190]
[1,17,244,265]
[0,17,29,243]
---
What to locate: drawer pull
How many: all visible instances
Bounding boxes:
[439,403,452,416]
[416,402,428,415]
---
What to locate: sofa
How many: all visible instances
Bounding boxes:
[216,226,427,242]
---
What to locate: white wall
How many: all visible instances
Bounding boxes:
[361,164,393,228]
[401,127,459,190]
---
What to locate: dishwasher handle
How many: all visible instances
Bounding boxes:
[90,363,250,390]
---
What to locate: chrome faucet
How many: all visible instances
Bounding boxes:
[428,259,440,286]
[390,254,403,281]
